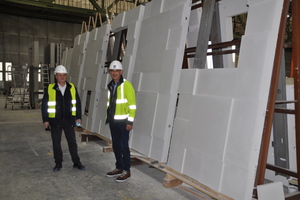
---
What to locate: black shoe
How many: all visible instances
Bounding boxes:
[53,164,62,172]
[73,163,86,171]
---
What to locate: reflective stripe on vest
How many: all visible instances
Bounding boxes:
[47,83,77,118]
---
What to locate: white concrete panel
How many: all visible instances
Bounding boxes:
[175,94,193,121]
[79,25,110,132]
[188,95,231,157]
[245,1,281,35]
[138,72,160,92]
[74,34,80,46]
[186,8,201,67]
[223,99,260,169]
[178,69,198,95]
[97,87,111,139]
[218,0,248,17]
[146,0,163,17]
[131,0,191,162]
[257,182,285,200]
[130,127,152,155]
[124,5,145,27]
[150,94,174,161]
[79,31,89,44]
[133,92,157,134]
[160,49,183,94]
[220,163,251,199]
[168,0,284,199]
[88,27,98,42]
[111,5,144,82]
[218,0,248,68]
[183,148,223,189]
[68,31,90,90]
[63,48,73,73]
[111,12,125,32]
[92,72,113,138]
[163,0,191,12]
[195,68,237,97]
[130,92,157,155]
[167,118,187,171]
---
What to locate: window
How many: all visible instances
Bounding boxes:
[5,62,12,81]
[0,62,3,81]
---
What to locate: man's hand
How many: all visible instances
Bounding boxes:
[126,124,133,131]
[44,122,50,131]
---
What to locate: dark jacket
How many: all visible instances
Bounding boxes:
[106,75,124,124]
[41,82,82,126]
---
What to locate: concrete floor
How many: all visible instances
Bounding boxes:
[0,95,212,200]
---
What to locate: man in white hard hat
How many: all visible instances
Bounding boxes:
[41,65,85,172]
[105,60,136,182]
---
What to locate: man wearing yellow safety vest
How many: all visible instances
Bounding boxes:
[41,65,85,172]
[106,60,136,182]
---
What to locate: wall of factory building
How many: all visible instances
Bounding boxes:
[63,0,285,199]
[0,13,80,69]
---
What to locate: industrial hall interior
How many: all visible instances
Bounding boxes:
[1,0,300,199]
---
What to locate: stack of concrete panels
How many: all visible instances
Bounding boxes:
[62,47,73,73]
[167,0,284,199]
[79,25,111,132]
[129,0,191,162]
[93,5,146,139]
[67,31,90,91]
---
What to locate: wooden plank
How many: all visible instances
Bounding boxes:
[163,173,183,188]
[130,150,233,200]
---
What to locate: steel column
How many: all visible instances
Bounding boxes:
[193,0,215,69]
[254,0,290,188]
[292,0,300,190]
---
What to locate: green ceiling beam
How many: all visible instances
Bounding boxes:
[1,0,106,14]
[39,0,55,3]
[107,0,120,11]
[88,0,103,12]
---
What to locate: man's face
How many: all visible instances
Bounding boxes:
[55,73,67,85]
[109,69,123,83]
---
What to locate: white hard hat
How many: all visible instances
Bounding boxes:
[54,65,68,75]
[109,60,123,70]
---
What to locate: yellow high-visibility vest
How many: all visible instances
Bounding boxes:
[47,83,77,118]
[107,80,136,123]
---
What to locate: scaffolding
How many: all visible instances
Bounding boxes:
[5,65,31,109]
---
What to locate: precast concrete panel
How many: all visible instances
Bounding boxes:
[130,91,158,150]
[257,182,285,200]
[168,0,284,199]
[64,48,73,73]
[112,5,145,81]
[61,49,67,66]
[80,25,110,132]
[218,0,248,68]
[111,12,126,32]
[92,5,145,138]
[88,28,98,42]
[68,31,89,93]
[73,34,80,46]
[130,0,190,162]
[178,69,198,95]
[93,73,111,139]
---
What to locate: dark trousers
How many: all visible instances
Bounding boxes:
[109,122,131,171]
[50,120,81,166]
